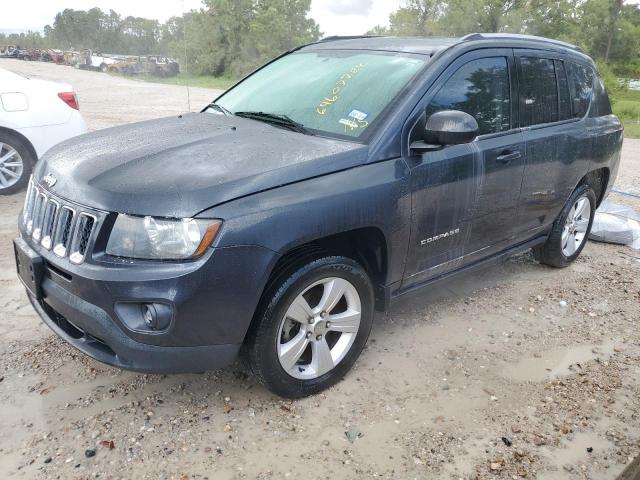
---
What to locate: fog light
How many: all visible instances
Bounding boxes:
[142,304,157,329]
[115,302,173,333]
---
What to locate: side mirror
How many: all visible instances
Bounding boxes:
[411,110,479,153]
[425,110,479,145]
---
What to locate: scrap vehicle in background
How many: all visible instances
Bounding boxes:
[108,55,180,77]
[148,55,180,76]
[18,48,47,62]
[0,45,20,58]
[74,49,118,72]
[45,50,66,64]
[0,68,86,195]
[63,51,82,67]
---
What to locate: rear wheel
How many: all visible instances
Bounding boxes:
[247,256,374,398]
[534,184,596,268]
[0,133,34,195]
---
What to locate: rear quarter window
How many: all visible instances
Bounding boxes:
[591,72,613,117]
[567,62,594,118]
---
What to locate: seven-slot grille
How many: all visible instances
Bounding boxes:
[22,178,99,264]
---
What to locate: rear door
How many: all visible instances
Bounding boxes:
[402,50,526,288]
[514,51,593,238]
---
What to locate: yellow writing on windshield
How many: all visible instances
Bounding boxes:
[316,63,365,115]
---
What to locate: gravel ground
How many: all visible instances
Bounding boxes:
[0,60,639,480]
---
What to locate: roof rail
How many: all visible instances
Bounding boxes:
[461,33,584,53]
[319,35,385,43]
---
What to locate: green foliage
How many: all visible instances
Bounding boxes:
[610,89,640,138]
[382,0,640,78]
[44,8,161,54]
[613,99,640,118]
[133,0,321,78]
[3,0,639,88]
[0,31,47,49]
[1,1,320,80]
[129,72,236,90]
[596,61,622,94]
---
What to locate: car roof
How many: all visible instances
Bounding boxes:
[301,33,585,57]
[302,36,459,56]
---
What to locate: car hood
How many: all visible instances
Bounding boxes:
[34,113,368,217]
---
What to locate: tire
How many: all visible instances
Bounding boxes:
[0,132,35,196]
[246,255,374,398]
[100,63,108,73]
[534,184,596,268]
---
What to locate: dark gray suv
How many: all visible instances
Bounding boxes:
[15,34,623,397]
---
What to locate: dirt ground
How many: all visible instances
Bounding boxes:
[0,59,639,480]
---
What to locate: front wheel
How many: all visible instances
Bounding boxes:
[0,133,34,195]
[247,256,374,398]
[534,184,596,268]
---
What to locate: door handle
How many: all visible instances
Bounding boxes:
[496,151,521,164]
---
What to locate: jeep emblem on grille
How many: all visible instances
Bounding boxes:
[42,174,57,188]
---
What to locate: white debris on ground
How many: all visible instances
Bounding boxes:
[590,200,640,249]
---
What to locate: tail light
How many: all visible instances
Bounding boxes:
[58,92,79,110]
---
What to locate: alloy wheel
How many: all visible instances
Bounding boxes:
[277,277,361,380]
[0,142,24,189]
[561,195,591,257]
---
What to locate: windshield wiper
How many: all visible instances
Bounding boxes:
[206,103,233,116]
[234,111,313,135]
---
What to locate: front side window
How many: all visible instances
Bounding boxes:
[214,50,427,140]
[425,57,511,135]
[567,62,594,118]
[519,57,559,127]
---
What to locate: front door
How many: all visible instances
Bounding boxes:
[402,51,526,289]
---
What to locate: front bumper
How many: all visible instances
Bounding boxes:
[29,286,240,373]
[17,234,278,373]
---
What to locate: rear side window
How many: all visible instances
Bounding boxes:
[518,57,559,126]
[555,60,572,121]
[425,57,511,135]
[567,62,594,118]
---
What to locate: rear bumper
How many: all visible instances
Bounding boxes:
[29,280,241,373]
[19,110,87,158]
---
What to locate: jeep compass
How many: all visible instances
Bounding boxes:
[15,34,623,398]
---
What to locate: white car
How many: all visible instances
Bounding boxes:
[0,68,87,195]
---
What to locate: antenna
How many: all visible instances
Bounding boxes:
[181,0,191,112]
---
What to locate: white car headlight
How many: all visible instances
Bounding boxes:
[106,215,222,260]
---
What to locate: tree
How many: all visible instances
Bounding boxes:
[380,0,640,76]
[386,0,446,36]
[440,0,527,35]
[605,0,624,62]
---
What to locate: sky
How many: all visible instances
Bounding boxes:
[0,0,404,36]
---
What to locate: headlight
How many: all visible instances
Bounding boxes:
[106,215,222,260]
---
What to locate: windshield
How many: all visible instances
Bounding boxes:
[213,50,428,140]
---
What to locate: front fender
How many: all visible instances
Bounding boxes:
[198,159,412,286]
